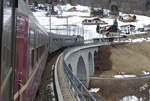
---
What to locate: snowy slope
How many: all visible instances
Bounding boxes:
[33,4,150,40]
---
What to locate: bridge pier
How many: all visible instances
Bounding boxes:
[77,56,88,86]
[65,47,98,87]
[88,52,95,76]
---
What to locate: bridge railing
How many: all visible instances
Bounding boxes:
[62,57,97,101]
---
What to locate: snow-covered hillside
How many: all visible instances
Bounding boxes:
[33,4,150,40]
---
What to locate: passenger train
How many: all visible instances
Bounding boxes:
[0,0,83,101]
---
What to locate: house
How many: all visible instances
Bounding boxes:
[143,24,150,31]
[101,24,118,32]
[28,0,59,5]
[119,14,136,22]
[96,19,118,36]
[103,31,110,36]
[82,18,107,25]
[68,7,77,11]
[91,8,104,17]
[97,25,118,36]
[120,24,135,34]
[102,25,113,31]
[138,28,145,32]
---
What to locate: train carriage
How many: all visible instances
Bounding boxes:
[14,0,49,101]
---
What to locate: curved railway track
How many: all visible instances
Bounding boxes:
[35,50,62,101]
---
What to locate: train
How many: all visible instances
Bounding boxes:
[0,0,84,101]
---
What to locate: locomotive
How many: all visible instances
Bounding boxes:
[0,0,84,101]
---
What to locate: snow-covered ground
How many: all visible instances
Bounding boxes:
[114,37,150,43]
[89,88,100,93]
[33,4,150,40]
[143,71,150,75]
[120,96,139,101]
[113,74,136,78]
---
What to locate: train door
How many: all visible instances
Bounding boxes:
[0,0,16,101]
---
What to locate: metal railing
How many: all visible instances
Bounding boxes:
[62,56,97,101]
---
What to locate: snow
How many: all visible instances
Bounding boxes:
[89,88,100,93]
[120,96,139,101]
[33,5,95,38]
[60,4,73,11]
[139,83,148,91]
[60,4,90,11]
[33,11,50,32]
[143,71,150,75]
[46,83,55,96]
[114,37,150,43]
[33,3,150,40]
[113,75,136,78]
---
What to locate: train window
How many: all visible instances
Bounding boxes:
[0,0,13,101]
[29,29,35,50]
[28,48,37,76]
[31,49,35,69]
[28,49,32,76]
[35,31,38,48]
[28,29,34,76]
[28,29,39,76]
[38,32,40,46]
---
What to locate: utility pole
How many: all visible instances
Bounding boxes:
[67,17,69,35]
[48,4,52,49]
[26,0,29,5]
[49,5,51,33]
[119,31,120,42]
[130,27,132,43]
[82,23,84,37]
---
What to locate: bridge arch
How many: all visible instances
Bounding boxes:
[68,64,72,71]
[88,52,94,76]
[77,56,87,85]
[94,50,97,56]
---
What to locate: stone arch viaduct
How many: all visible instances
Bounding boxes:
[64,45,100,86]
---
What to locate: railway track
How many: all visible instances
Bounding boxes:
[35,50,62,101]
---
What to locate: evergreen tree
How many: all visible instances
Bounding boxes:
[96,24,100,33]
[145,1,150,11]
[90,7,95,16]
[111,5,119,15]
[34,1,38,7]
[113,18,118,27]
[133,15,136,20]
[69,0,72,4]
[109,0,111,4]
[113,19,118,32]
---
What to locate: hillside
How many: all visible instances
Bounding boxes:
[95,42,150,77]
[77,0,150,16]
